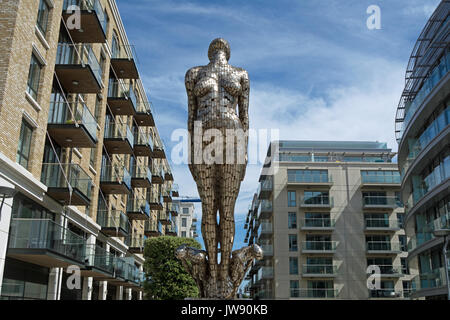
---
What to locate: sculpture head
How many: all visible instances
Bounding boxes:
[208,38,231,62]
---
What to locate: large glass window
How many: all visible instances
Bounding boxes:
[287,190,296,207]
[288,212,297,229]
[305,212,332,227]
[290,280,299,298]
[27,54,43,100]
[36,0,50,36]
[289,257,298,275]
[303,191,329,205]
[182,218,187,227]
[288,234,298,252]
[361,170,400,184]
[287,169,329,183]
[16,120,33,169]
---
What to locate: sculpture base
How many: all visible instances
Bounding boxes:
[176,244,263,299]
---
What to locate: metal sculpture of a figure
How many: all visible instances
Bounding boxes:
[176,38,262,299]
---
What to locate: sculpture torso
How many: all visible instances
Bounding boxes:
[187,63,248,130]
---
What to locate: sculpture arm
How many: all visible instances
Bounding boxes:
[238,70,250,133]
[185,67,199,166]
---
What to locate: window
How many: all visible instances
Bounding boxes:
[399,235,407,251]
[401,258,409,274]
[36,0,50,36]
[290,280,299,298]
[305,212,332,227]
[182,218,187,227]
[181,231,186,237]
[289,257,298,275]
[16,119,33,169]
[94,95,102,121]
[288,212,297,229]
[27,54,43,100]
[288,234,298,252]
[288,190,296,207]
[89,148,96,168]
[303,191,329,205]
[287,169,328,183]
[183,208,189,214]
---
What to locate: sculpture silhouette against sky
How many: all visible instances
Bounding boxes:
[176,38,262,299]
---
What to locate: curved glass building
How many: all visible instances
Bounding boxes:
[395,0,450,300]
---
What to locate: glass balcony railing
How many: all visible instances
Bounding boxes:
[104,122,134,146]
[127,198,150,216]
[260,244,273,256]
[401,51,450,138]
[300,196,333,207]
[257,222,272,239]
[132,165,151,181]
[291,288,337,299]
[412,267,448,291]
[367,265,403,275]
[366,241,402,252]
[365,219,400,229]
[134,130,153,149]
[136,101,152,114]
[407,232,434,252]
[302,241,337,252]
[41,163,92,200]
[8,218,86,264]
[56,43,102,86]
[100,165,132,189]
[400,106,450,177]
[257,177,273,198]
[288,171,331,184]
[302,264,337,275]
[256,267,273,281]
[362,196,402,208]
[84,244,115,275]
[48,100,98,142]
[96,210,129,234]
[63,0,107,35]
[361,173,401,184]
[301,218,335,228]
[369,289,402,298]
[126,236,145,249]
[145,220,162,234]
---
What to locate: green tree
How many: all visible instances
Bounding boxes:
[143,236,201,300]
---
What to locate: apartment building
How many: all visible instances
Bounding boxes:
[0,0,178,300]
[173,200,199,239]
[394,0,450,300]
[244,141,415,299]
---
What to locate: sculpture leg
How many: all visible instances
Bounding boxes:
[217,164,241,285]
[193,163,219,295]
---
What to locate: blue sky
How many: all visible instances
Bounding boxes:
[116,0,439,254]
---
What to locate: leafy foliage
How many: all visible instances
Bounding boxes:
[143,236,201,300]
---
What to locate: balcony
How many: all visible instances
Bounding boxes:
[291,288,337,299]
[81,244,115,279]
[368,289,403,299]
[169,202,179,216]
[55,43,102,93]
[411,267,448,294]
[62,0,107,43]
[407,232,434,252]
[163,188,173,202]
[260,244,273,257]
[256,266,273,282]
[367,265,404,278]
[7,218,86,268]
[362,196,402,210]
[171,184,179,197]
[159,210,172,225]
[103,122,134,154]
[99,165,131,195]
[126,237,145,254]
[111,256,128,283]
[126,198,150,220]
[135,101,155,127]
[110,44,139,79]
[300,218,335,231]
[302,264,338,277]
[300,196,333,209]
[131,165,151,188]
[133,130,153,157]
[107,80,137,116]
[97,209,129,237]
[144,220,162,237]
[41,163,92,206]
[47,99,97,148]
[152,138,166,158]
[151,165,165,184]
[366,241,403,254]
[364,218,400,232]
[302,241,337,254]
[165,170,174,181]
[361,173,401,187]
[257,200,273,220]
[257,178,273,200]
[166,222,178,236]
[149,191,163,210]
[256,222,272,239]
[287,171,332,187]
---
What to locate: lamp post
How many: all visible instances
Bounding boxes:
[433,228,450,300]
[0,186,17,222]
